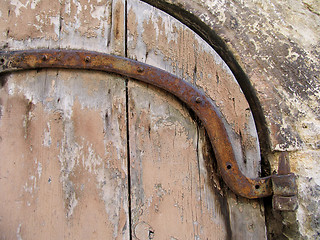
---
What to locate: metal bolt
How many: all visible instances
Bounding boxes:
[149,230,155,239]
[137,66,144,73]
[42,55,48,61]
[85,56,91,62]
[195,97,201,103]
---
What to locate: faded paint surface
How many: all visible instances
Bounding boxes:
[0,0,125,54]
[1,0,60,41]
[142,0,320,151]
[4,0,318,239]
[129,81,229,239]
[127,0,261,179]
[140,0,320,238]
[127,1,267,239]
[0,0,60,49]
[0,0,268,238]
[0,0,130,239]
[0,70,129,239]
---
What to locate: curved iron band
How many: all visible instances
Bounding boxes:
[0,49,272,199]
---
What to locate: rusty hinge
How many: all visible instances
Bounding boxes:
[0,49,297,210]
[272,153,298,211]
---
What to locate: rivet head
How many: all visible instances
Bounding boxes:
[85,56,91,62]
[195,97,202,103]
[137,66,144,73]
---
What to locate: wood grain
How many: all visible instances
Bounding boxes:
[0,1,129,239]
[0,0,268,239]
[0,70,129,239]
[127,0,267,239]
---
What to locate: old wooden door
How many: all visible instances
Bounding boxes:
[0,0,267,239]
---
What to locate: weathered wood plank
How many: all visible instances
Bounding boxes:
[0,70,129,239]
[59,0,125,55]
[1,0,268,239]
[127,0,267,239]
[128,81,228,239]
[127,0,261,176]
[0,1,129,239]
[0,0,126,55]
[0,0,60,50]
[128,1,228,239]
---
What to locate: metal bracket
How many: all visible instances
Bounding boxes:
[272,174,298,211]
[0,49,297,209]
[271,153,298,211]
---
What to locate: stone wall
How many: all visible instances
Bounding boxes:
[143,0,320,239]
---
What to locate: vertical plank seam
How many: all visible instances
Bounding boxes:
[196,125,203,214]
[124,1,133,239]
[194,53,202,238]
[58,1,62,49]
[108,2,113,48]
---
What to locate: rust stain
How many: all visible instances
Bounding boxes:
[113,1,124,41]
[142,16,157,53]
[112,0,125,55]
[199,127,233,239]
[127,7,138,50]
[23,99,34,139]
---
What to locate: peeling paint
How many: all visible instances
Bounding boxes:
[16,223,22,240]
[129,80,231,239]
[43,122,51,147]
[1,0,319,238]
[0,70,128,239]
[3,0,60,41]
[128,1,266,239]
[37,161,42,178]
[127,0,261,182]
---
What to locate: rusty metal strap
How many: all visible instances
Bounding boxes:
[0,49,296,203]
